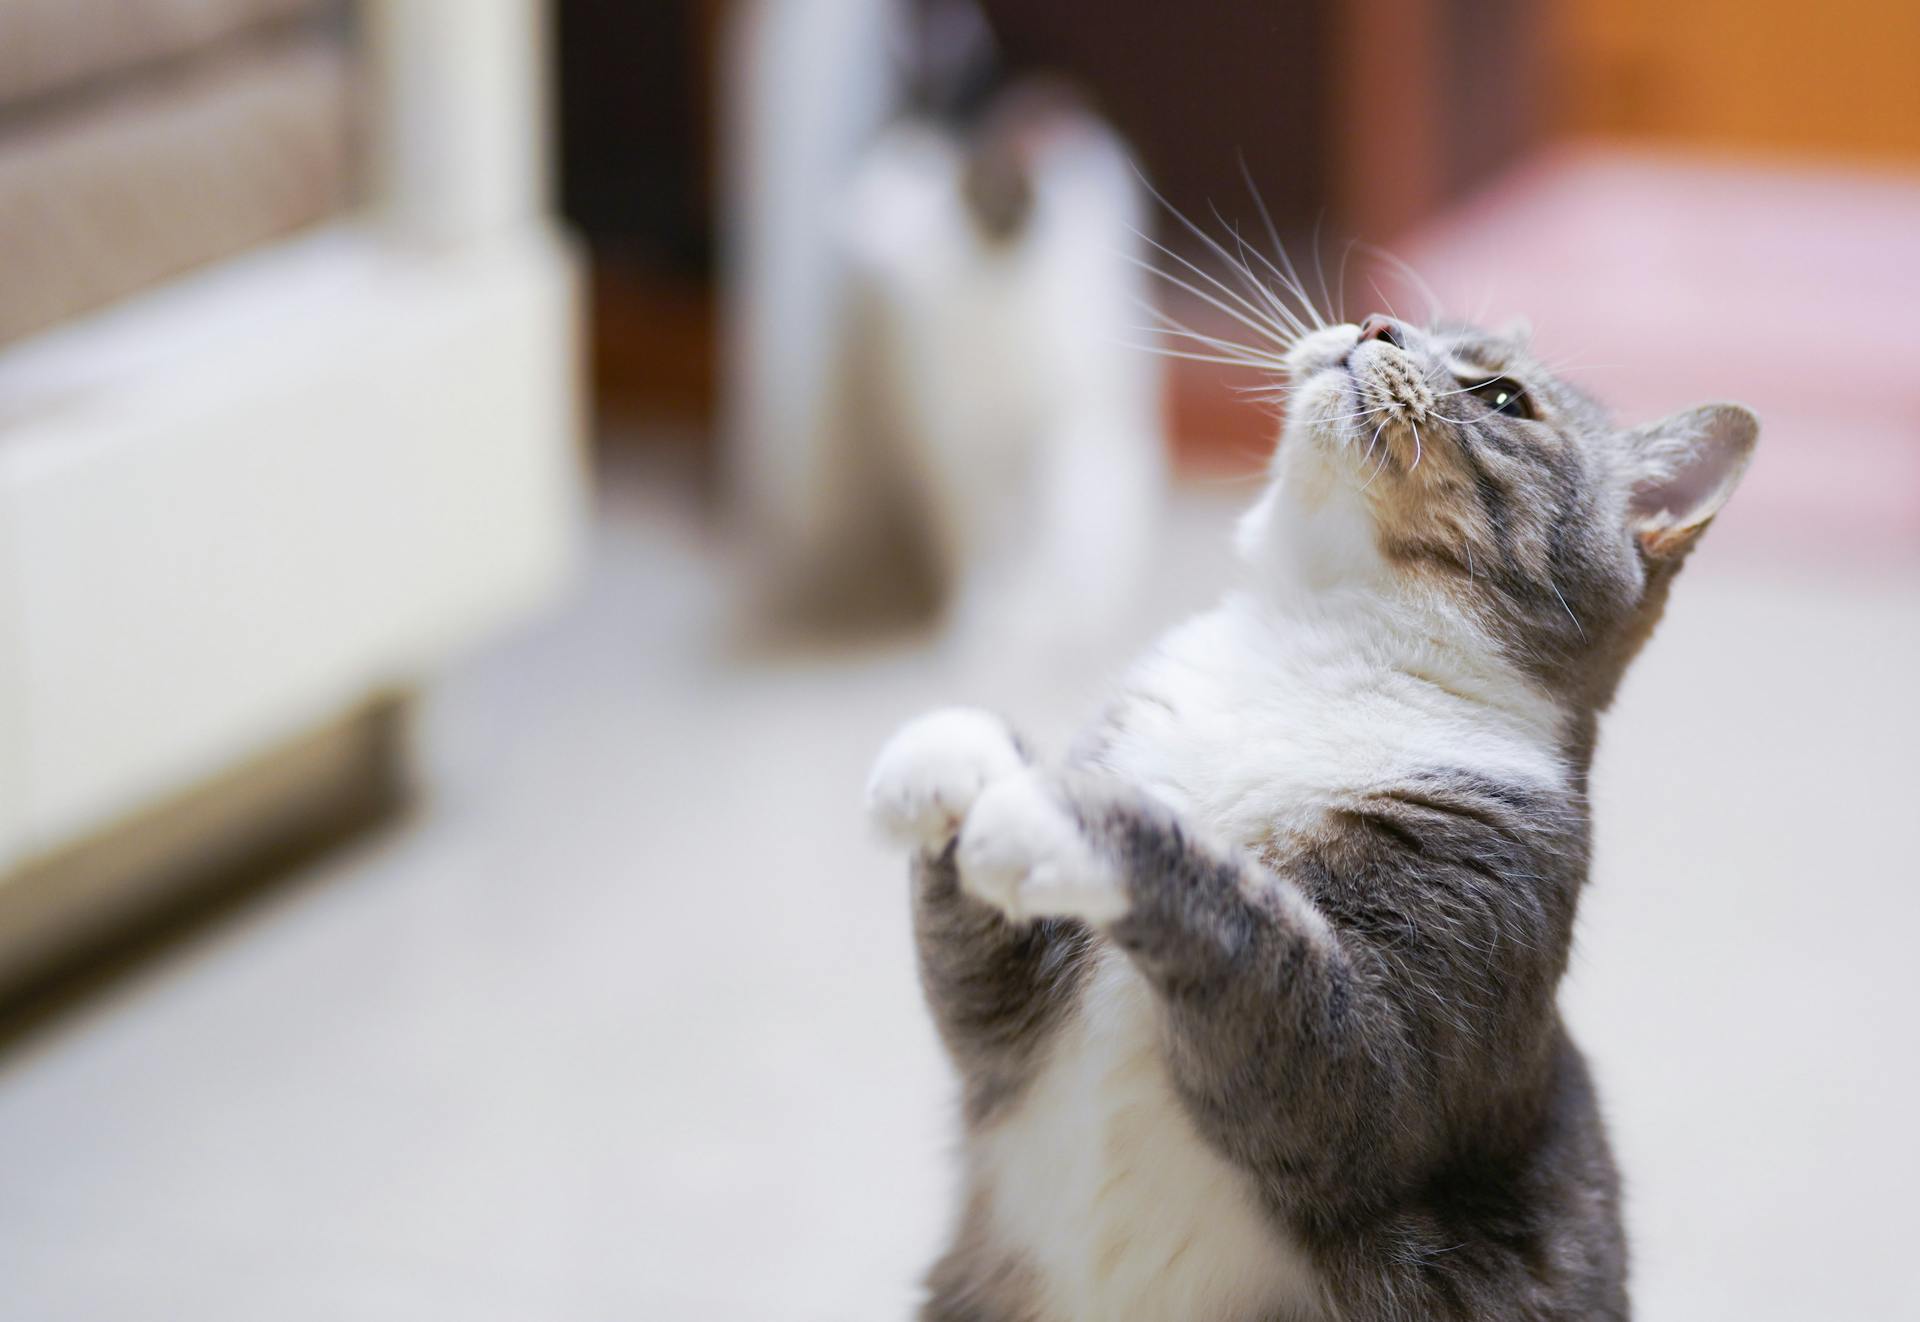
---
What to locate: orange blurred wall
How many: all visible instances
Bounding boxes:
[1560,0,1920,162]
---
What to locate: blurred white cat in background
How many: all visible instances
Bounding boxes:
[841,83,1164,666]
[724,0,1165,675]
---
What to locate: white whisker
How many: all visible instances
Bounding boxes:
[1128,305,1288,370]
[1212,212,1315,340]
[1363,416,1388,466]
[1124,248,1294,358]
[1359,242,1444,325]
[1127,343,1286,371]
[1237,155,1327,330]
[1131,171,1315,344]
[1309,211,1336,331]
[1550,582,1586,640]
[1334,237,1361,325]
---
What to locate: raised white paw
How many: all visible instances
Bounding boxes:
[867,707,1026,850]
[957,772,1128,925]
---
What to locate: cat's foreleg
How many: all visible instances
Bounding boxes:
[868,710,1095,1123]
[954,768,1426,1219]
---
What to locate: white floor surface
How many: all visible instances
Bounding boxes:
[2,466,1915,1320]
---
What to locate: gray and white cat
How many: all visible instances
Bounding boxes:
[867,305,1757,1319]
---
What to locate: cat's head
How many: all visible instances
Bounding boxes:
[1244,315,1757,712]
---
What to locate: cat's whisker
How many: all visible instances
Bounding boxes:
[1334,237,1361,326]
[1129,261,1292,357]
[1132,175,1316,344]
[1533,363,1618,377]
[1309,211,1336,331]
[1217,220,1314,343]
[1549,581,1586,640]
[1523,348,1620,378]
[1358,242,1444,326]
[1208,201,1320,339]
[1124,245,1294,357]
[1129,307,1289,371]
[1127,295,1290,373]
[1363,416,1388,466]
[1237,156,1328,331]
[1359,447,1392,493]
[1162,341,1285,373]
[1311,406,1392,424]
[1127,343,1287,372]
[1366,274,1414,336]
[1127,227,1295,345]
[1356,412,1402,493]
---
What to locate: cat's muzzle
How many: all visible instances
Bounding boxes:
[1351,344,1437,427]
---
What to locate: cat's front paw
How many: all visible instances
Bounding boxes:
[957,772,1128,925]
[867,707,1027,851]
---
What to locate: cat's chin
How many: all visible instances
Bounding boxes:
[1239,428,1394,596]
[1278,370,1363,465]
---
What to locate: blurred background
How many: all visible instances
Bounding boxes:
[0,2,1915,1318]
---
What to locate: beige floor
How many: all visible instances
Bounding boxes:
[1,468,1916,1321]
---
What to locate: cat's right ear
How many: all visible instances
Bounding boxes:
[1621,403,1758,559]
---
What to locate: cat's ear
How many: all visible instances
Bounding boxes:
[1621,403,1758,559]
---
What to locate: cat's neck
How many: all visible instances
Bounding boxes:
[1235,474,1573,765]
[1236,581,1572,765]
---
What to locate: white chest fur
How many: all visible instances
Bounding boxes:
[1099,595,1564,845]
[978,946,1325,1322]
[970,596,1563,1321]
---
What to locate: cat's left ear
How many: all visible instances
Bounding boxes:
[1622,403,1758,559]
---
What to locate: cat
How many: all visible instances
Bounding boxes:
[835,79,1164,663]
[867,303,1757,1319]
[727,0,1163,659]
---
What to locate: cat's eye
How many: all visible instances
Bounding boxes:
[1467,376,1532,420]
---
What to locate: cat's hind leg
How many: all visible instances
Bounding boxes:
[918,1192,1048,1322]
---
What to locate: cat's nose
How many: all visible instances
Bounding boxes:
[1357,314,1406,349]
